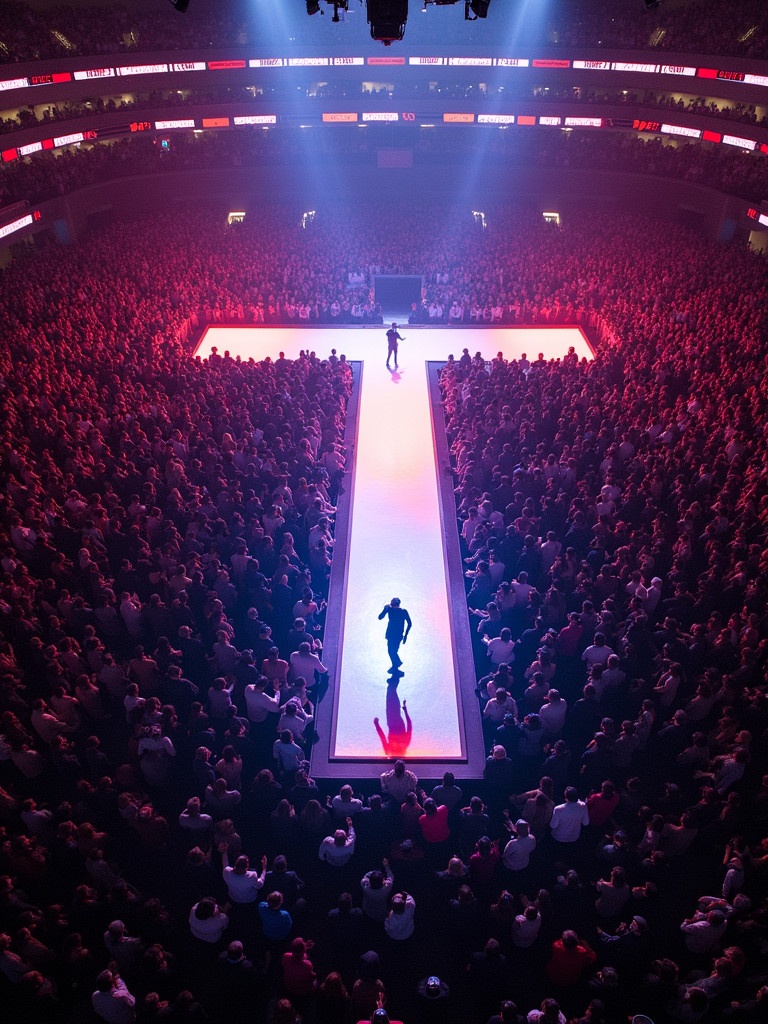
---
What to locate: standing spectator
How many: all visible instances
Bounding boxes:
[380,760,418,805]
[220,846,267,904]
[361,859,395,922]
[430,772,464,819]
[550,788,589,846]
[546,930,597,987]
[539,690,567,741]
[258,891,293,945]
[103,920,142,979]
[680,908,728,956]
[502,819,537,876]
[273,730,305,784]
[595,866,631,920]
[281,937,317,1000]
[512,904,542,950]
[319,819,356,867]
[92,969,136,1024]
[586,781,619,830]
[527,998,566,1023]
[384,892,416,940]
[189,898,229,945]
[418,797,451,860]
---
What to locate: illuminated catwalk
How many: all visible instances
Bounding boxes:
[198,326,591,774]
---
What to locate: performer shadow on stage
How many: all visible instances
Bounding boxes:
[374,691,412,757]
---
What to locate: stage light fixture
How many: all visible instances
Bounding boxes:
[644,0,660,9]
[306,0,356,17]
[306,0,493,41]
[331,1,351,21]
[168,0,190,12]
[465,0,491,18]
[367,0,408,45]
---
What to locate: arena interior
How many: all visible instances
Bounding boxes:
[1,2,768,1024]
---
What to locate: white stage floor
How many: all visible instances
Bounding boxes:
[197,326,592,767]
[198,324,591,368]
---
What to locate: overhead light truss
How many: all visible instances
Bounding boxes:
[306,0,494,41]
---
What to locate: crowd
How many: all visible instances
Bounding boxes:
[545,0,768,61]
[438,209,768,1016]
[0,204,358,1018]
[0,0,767,62]
[1,123,767,213]
[2,81,766,138]
[0,201,767,1024]
[528,88,768,130]
[0,0,246,64]
[0,90,216,136]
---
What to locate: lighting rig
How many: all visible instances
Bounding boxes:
[306,0,356,20]
[422,0,491,19]
[367,0,408,44]
[306,0,493,42]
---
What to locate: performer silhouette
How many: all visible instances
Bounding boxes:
[378,597,412,674]
[386,323,404,370]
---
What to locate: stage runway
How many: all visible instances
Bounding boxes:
[198,326,592,775]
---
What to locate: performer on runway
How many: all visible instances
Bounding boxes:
[378,598,412,674]
[385,323,405,370]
